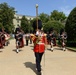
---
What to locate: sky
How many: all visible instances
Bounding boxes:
[0,0,76,16]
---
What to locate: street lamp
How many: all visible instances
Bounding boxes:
[36,4,38,30]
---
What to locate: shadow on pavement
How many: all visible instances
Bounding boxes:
[30,45,34,47]
[0,51,3,52]
[47,47,64,51]
[12,49,23,53]
[24,62,37,75]
[54,47,63,51]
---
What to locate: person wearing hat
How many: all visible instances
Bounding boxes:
[32,20,47,75]
[15,26,24,53]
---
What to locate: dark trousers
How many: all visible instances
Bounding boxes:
[35,52,44,72]
[26,40,28,46]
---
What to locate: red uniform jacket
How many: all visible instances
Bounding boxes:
[33,34,46,53]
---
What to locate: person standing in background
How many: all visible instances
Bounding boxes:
[25,33,30,46]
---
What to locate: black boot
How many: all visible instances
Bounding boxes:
[37,71,41,75]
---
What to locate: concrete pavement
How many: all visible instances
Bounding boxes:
[0,39,76,75]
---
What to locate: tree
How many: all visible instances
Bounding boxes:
[0,2,15,33]
[65,7,76,47]
[39,13,49,24]
[0,23,3,29]
[29,19,33,33]
[21,16,29,33]
[50,10,66,23]
[43,21,64,33]
[29,18,37,33]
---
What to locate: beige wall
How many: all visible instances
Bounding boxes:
[13,14,35,28]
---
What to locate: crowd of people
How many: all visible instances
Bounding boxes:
[14,25,67,75]
[0,25,67,75]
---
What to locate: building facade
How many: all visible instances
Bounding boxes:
[13,14,35,28]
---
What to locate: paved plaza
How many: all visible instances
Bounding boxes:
[0,39,76,75]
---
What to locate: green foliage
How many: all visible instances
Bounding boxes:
[66,41,76,47]
[21,16,29,33]
[43,21,64,33]
[39,11,66,34]
[50,10,66,22]
[0,2,15,33]
[29,19,35,33]
[0,23,3,28]
[65,7,76,47]
[39,13,49,24]
[30,18,36,27]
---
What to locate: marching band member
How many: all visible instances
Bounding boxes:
[49,31,54,51]
[4,32,10,46]
[47,28,55,52]
[0,30,3,48]
[60,31,67,51]
[25,33,30,46]
[31,30,47,75]
[32,19,47,75]
[15,26,24,53]
[0,28,5,48]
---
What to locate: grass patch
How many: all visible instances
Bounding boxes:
[67,47,76,51]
